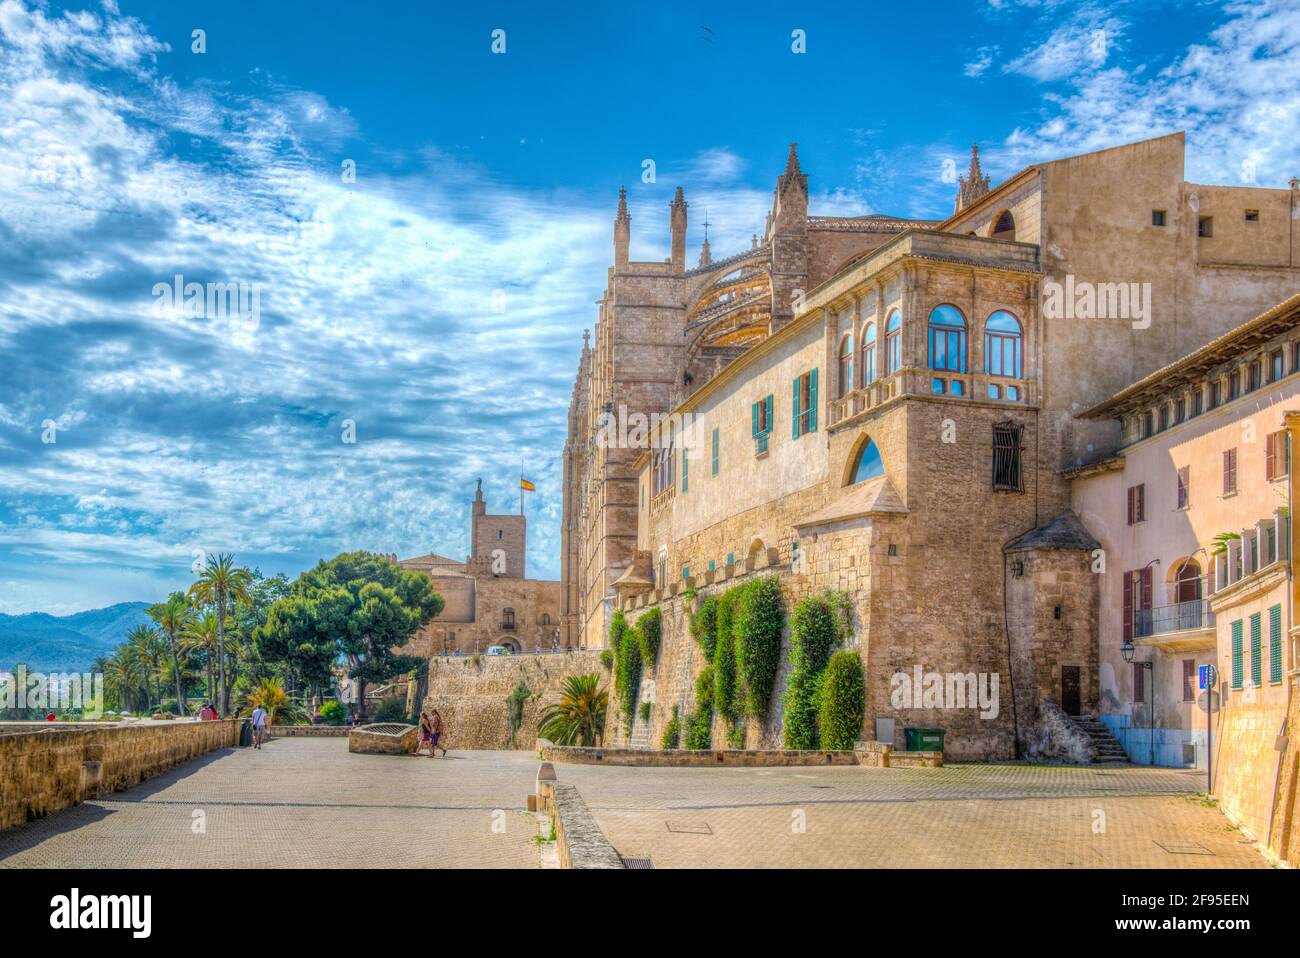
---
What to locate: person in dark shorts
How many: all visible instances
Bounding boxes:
[429,708,447,757]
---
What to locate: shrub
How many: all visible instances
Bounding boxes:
[609,609,628,651]
[600,648,614,670]
[694,665,715,712]
[782,668,819,749]
[713,623,738,719]
[319,700,346,725]
[790,595,837,675]
[685,706,712,749]
[818,651,866,750]
[374,697,409,724]
[639,700,652,723]
[150,711,176,721]
[637,607,662,665]
[726,719,746,749]
[690,596,719,661]
[660,705,681,749]
[538,673,607,746]
[505,680,531,747]
[615,625,643,729]
[734,576,784,719]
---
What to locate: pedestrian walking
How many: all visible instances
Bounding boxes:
[250,704,268,748]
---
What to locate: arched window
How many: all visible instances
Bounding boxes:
[838,333,854,398]
[985,311,1023,380]
[502,608,516,629]
[884,310,901,375]
[861,322,877,386]
[848,437,885,484]
[1174,560,1202,604]
[928,305,967,373]
[991,209,1016,241]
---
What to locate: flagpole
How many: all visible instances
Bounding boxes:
[520,458,524,516]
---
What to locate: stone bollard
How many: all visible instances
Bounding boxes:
[81,743,106,798]
[531,761,557,812]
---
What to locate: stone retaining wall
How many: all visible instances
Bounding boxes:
[423,651,606,749]
[542,745,859,767]
[0,720,240,832]
[537,780,624,869]
[267,725,349,737]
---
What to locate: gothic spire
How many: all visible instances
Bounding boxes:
[698,209,712,268]
[784,142,801,177]
[955,144,991,213]
[615,186,630,223]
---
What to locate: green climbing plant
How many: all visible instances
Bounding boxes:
[734,576,784,719]
[691,595,719,661]
[660,705,682,749]
[818,650,866,750]
[638,607,663,666]
[505,679,531,748]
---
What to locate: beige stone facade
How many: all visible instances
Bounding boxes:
[399,482,562,658]
[564,132,1300,763]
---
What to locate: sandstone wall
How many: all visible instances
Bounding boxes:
[421,651,606,750]
[0,719,240,832]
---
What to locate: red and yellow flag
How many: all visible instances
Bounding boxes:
[520,478,536,492]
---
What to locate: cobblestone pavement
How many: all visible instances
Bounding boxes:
[558,762,1267,868]
[0,738,541,868]
[0,741,1265,868]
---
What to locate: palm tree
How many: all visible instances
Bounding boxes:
[538,673,608,747]
[126,625,163,712]
[241,675,308,726]
[149,592,192,716]
[188,553,252,717]
[183,611,220,710]
[105,647,144,714]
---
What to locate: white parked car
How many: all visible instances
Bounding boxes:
[486,645,512,656]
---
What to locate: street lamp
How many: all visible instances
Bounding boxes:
[1120,638,1156,766]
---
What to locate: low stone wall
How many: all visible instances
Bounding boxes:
[0,719,240,832]
[542,745,859,767]
[268,725,349,737]
[537,780,623,869]
[423,651,606,750]
[348,723,419,754]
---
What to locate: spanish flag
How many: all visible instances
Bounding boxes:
[520,478,536,492]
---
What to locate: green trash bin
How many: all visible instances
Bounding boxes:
[238,718,253,748]
[904,727,945,752]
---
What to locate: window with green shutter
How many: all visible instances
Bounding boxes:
[1269,603,1283,683]
[752,395,774,455]
[681,446,688,492]
[1231,619,1243,688]
[711,427,719,476]
[1249,612,1262,686]
[793,369,819,438]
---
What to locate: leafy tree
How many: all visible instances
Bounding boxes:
[255,591,340,707]
[148,592,192,716]
[126,624,164,712]
[182,611,220,707]
[538,673,608,746]
[281,551,443,721]
[188,553,254,717]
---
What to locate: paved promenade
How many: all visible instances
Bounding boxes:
[0,738,1265,868]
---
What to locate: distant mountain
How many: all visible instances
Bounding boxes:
[0,602,153,672]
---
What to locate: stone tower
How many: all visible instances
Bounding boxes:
[670,186,688,271]
[766,143,810,333]
[470,479,526,579]
[614,187,630,268]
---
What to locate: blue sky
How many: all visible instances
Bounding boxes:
[1,0,1298,613]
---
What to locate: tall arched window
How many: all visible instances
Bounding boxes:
[861,322,877,386]
[848,437,885,484]
[991,209,1016,240]
[1174,559,1202,603]
[884,310,901,375]
[928,305,967,373]
[838,333,854,398]
[984,311,1023,379]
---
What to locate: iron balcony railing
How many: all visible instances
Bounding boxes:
[1135,599,1215,638]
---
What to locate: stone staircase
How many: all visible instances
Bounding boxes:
[1069,715,1130,765]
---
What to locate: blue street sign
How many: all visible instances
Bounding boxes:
[1199,664,1218,690]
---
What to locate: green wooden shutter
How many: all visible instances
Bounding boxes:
[809,368,818,433]
[711,427,719,475]
[1269,604,1283,683]
[765,394,773,435]
[792,377,801,439]
[682,447,688,492]
[1250,612,1262,685]
[751,401,759,437]
[1231,620,1243,688]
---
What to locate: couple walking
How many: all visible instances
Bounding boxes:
[417,707,448,757]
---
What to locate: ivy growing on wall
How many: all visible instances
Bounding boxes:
[818,650,866,750]
[609,609,628,651]
[690,595,719,661]
[615,623,642,734]
[505,679,531,748]
[660,704,681,749]
[713,616,738,720]
[638,607,663,666]
[783,593,839,749]
[734,576,784,719]
[685,665,714,749]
